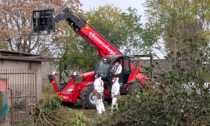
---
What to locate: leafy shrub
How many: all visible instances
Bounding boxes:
[92,50,210,126]
[69,112,90,126]
[92,79,210,126]
[40,95,62,112]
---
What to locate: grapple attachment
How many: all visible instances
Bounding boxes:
[32,9,55,33]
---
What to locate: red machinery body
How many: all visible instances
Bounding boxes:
[50,71,94,103]
[33,7,147,108]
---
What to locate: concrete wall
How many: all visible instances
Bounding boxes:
[41,62,58,81]
[0,60,42,101]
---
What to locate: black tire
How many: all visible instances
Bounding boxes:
[128,82,142,94]
[80,84,96,109]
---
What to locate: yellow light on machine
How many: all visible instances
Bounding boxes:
[84,25,89,30]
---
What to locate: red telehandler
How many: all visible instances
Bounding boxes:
[32,7,148,109]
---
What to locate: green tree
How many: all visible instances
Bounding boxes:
[86,5,126,48]
[58,20,97,72]
[120,7,156,55]
[145,0,210,58]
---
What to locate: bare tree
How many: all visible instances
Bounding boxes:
[0,0,82,55]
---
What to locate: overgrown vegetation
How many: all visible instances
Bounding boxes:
[29,95,90,126]
[90,27,210,125]
[42,80,55,99]
[91,56,210,125]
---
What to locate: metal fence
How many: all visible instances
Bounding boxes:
[0,69,37,125]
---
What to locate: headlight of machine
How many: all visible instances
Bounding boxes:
[64,86,74,94]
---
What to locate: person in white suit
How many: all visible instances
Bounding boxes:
[111,77,120,112]
[110,60,122,77]
[94,73,105,115]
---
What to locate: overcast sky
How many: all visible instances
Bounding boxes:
[79,0,165,59]
[79,0,147,21]
[79,0,146,12]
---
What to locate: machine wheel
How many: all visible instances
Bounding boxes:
[128,81,142,94]
[80,84,96,109]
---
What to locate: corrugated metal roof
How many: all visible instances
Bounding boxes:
[0,50,40,56]
[0,50,56,62]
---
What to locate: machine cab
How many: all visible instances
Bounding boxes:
[95,55,133,93]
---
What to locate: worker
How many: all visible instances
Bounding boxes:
[93,73,105,115]
[110,60,122,77]
[111,77,120,112]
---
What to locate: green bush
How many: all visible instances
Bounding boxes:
[92,50,210,126]
[40,95,62,111]
[92,80,210,126]
[69,112,90,126]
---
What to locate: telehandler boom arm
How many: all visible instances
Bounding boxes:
[33,7,121,57]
